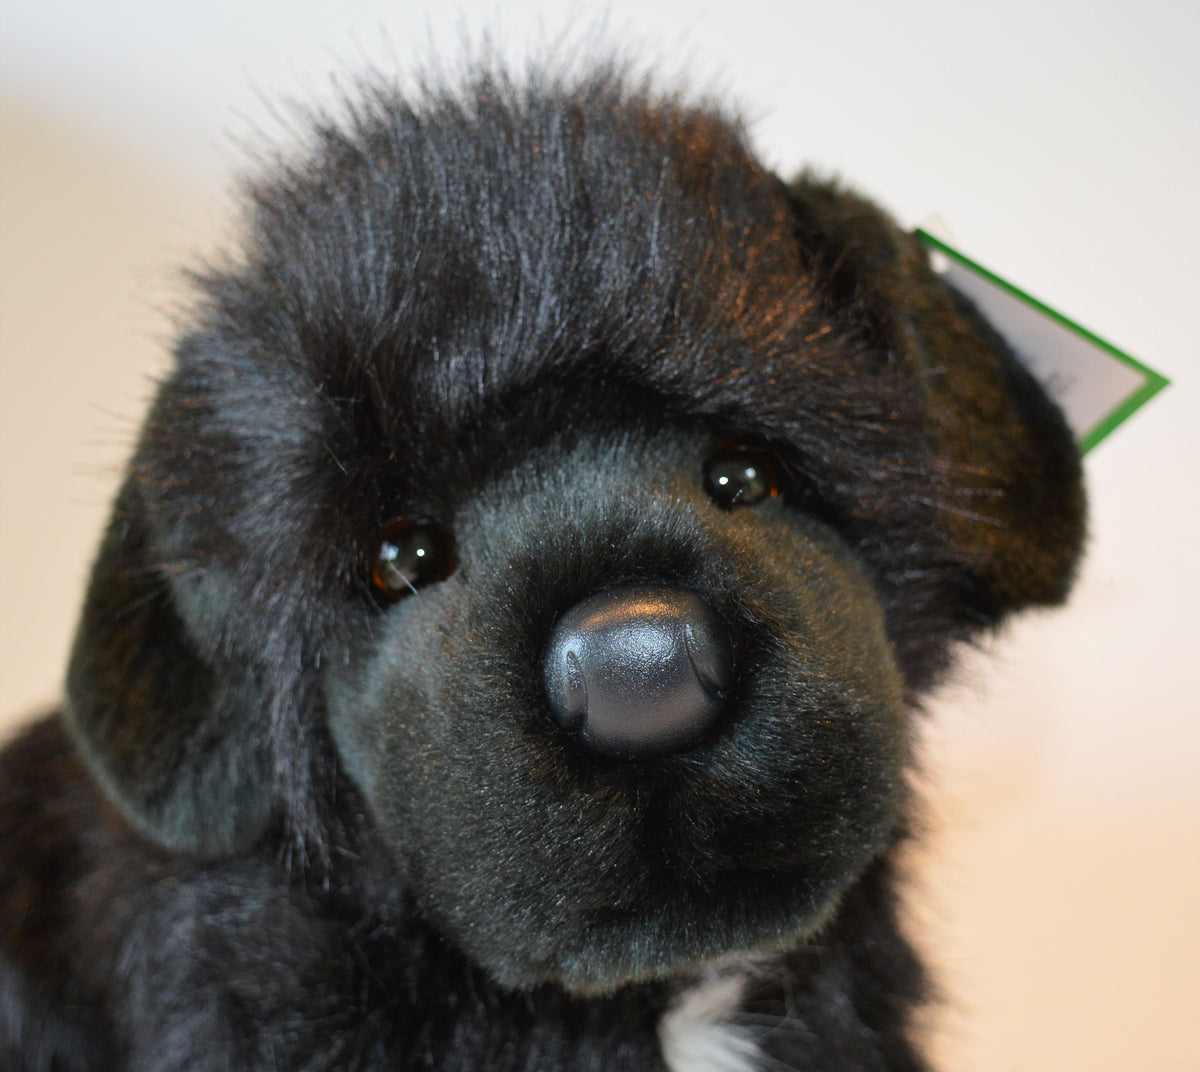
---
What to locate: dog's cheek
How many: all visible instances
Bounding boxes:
[323,578,547,876]
[699,509,911,852]
[323,596,454,852]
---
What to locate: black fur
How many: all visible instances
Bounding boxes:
[0,66,1084,1070]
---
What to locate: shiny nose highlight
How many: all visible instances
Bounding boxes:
[542,585,733,759]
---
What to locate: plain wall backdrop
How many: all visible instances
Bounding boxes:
[2,2,1197,1068]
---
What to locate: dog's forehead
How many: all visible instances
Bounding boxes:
[172,79,934,526]
[223,84,841,432]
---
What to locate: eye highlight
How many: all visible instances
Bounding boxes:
[370,518,456,603]
[703,442,781,509]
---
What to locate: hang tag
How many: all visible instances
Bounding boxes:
[916,229,1168,453]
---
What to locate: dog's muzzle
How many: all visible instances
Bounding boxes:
[542,585,733,759]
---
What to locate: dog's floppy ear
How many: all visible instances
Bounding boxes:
[62,344,341,859]
[63,477,278,856]
[787,178,1086,618]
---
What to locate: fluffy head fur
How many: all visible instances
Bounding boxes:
[2,65,1084,1069]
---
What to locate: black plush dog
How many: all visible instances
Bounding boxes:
[0,66,1085,1071]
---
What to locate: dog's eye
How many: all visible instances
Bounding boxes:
[703,443,780,509]
[370,518,456,603]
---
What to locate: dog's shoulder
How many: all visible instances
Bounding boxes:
[0,716,121,1069]
[0,715,103,962]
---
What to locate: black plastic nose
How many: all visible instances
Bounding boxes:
[542,586,734,759]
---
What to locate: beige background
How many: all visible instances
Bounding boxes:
[2,2,1198,1068]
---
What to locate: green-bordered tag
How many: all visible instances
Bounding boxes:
[916,229,1169,453]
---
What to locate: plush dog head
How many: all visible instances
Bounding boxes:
[63,70,1084,994]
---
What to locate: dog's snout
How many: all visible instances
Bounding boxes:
[542,585,733,759]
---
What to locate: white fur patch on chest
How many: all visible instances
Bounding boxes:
[659,970,761,1072]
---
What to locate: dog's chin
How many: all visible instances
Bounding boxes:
[343,729,904,999]
[386,789,901,998]
[473,873,850,996]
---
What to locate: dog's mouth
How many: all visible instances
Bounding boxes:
[329,607,908,994]
[392,734,906,994]
[458,857,859,996]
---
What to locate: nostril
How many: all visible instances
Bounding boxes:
[684,621,726,696]
[561,650,588,733]
[542,586,734,760]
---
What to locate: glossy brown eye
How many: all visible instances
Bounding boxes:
[370,518,456,603]
[703,443,780,509]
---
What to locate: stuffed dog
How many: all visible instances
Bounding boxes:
[0,66,1085,1071]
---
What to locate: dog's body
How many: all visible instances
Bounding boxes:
[0,68,1084,1071]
